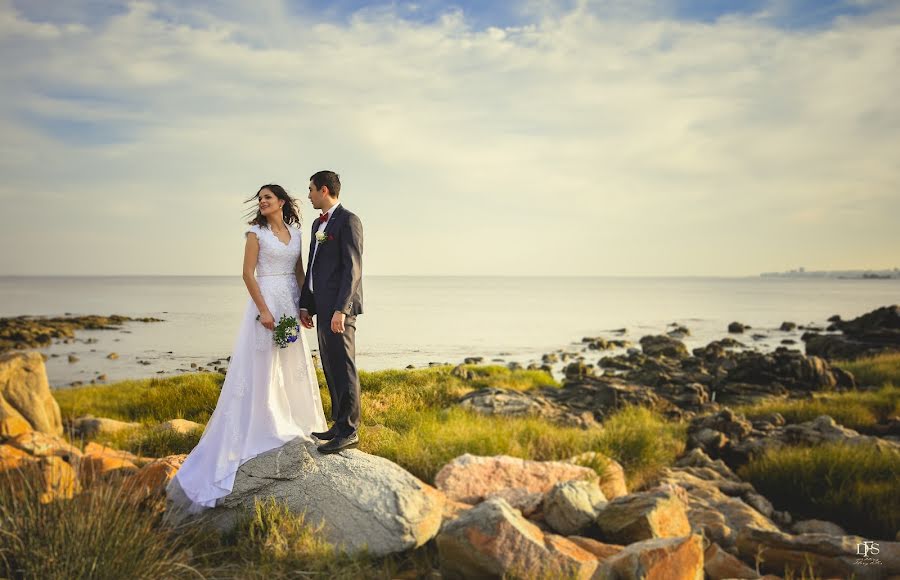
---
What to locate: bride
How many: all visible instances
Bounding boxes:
[168,184,327,512]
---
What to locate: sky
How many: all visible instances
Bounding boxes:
[1,0,898,276]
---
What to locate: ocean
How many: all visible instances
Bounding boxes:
[1,275,897,388]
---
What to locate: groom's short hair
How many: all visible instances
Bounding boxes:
[310,171,341,198]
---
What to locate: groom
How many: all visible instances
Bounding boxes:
[299,170,364,454]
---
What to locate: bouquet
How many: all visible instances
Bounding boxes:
[257,313,301,348]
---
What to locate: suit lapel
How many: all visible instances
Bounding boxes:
[309,204,344,274]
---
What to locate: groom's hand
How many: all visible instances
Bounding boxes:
[299,309,314,329]
[331,311,346,334]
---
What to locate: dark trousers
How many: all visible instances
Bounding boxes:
[316,313,360,437]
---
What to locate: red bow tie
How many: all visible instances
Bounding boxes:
[318,212,329,224]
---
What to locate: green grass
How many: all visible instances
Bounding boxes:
[593,405,687,490]
[89,426,204,457]
[738,442,900,540]
[53,372,225,424]
[50,366,682,489]
[834,351,900,388]
[735,384,899,432]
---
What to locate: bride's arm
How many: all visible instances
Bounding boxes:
[243,233,275,330]
[294,246,306,294]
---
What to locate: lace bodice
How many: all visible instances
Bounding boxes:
[246,224,302,276]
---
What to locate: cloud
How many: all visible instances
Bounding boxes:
[0,0,899,275]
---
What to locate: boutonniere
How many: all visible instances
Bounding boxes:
[316,232,335,243]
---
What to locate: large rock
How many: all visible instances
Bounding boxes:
[0,351,62,435]
[154,419,204,434]
[736,525,900,579]
[166,438,443,557]
[435,453,599,504]
[457,387,597,428]
[436,498,599,579]
[568,452,629,499]
[5,455,82,503]
[640,335,690,359]
[0,442,34,471]
[0,396,32,437]
[657,466,780,549]
[703,542,757,579]
[124,454,186,497]
[6,431,82,461]
[544,479,608,536]
[595,488,691,545]
[805,305,900,361]
[600,534,704,580]
[72,415,141,438]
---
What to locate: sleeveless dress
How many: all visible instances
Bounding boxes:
[168,223,328,512]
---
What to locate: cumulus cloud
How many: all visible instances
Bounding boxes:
[0,0,898,275]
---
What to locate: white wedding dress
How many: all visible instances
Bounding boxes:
[168,223,327,513]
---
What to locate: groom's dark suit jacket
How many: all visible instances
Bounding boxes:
[299,204,363,317]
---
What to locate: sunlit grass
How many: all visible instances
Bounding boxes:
[834,351,900,388]
[738,442,900,540]
[735,384,899,432]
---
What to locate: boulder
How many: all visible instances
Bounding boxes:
[568,452,629,499]
[435,454,599,504]
[567,536,625,560]
[0,396,32,438]
[0,351,63,435]
[657,467,780,549]
[0,442,34,471]
[7,431,82,461]
[457,387,596,428]
[72,415,141,438]
[154,419,204,435]
[600,534,704,580]
[483,487,544,518]
[436,498,599,579]
[703,542,758,579]
[640,335,690,359]
[595,488,691,545]
[78,452,139,486]
[805,305,900,360]
[736,525,900,579]
[124,454,186,497]
[544,480,607,536]
[166,438,443,556]
[792,519,847,536]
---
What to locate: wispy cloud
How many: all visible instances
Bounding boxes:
[1,0,898,275]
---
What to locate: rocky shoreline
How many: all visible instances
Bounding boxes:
[2,305,898,578]
[0,314,163,356]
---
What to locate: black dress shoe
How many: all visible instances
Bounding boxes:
[311,426,338,440]
[317,433,359,454]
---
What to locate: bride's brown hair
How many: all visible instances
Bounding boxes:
[245,184,301,228]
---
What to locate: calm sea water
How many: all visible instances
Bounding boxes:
[1,275,897,387]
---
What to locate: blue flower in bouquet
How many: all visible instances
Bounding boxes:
[257,313,301,348]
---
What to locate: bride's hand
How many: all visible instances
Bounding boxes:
[258,310,276,330]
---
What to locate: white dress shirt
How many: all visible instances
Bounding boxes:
[309,202,340,292]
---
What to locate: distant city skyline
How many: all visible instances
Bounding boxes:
[1,0,899,276]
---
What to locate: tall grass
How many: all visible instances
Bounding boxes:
[0,466,203,579]
[53,373,225,424]
[363,405,686,489]
[91,426,204,457]
[593,406,687,490]
[738,443,900,539]
[735,384,899,432]
[835,351,900,388]
[51,366,682,489]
